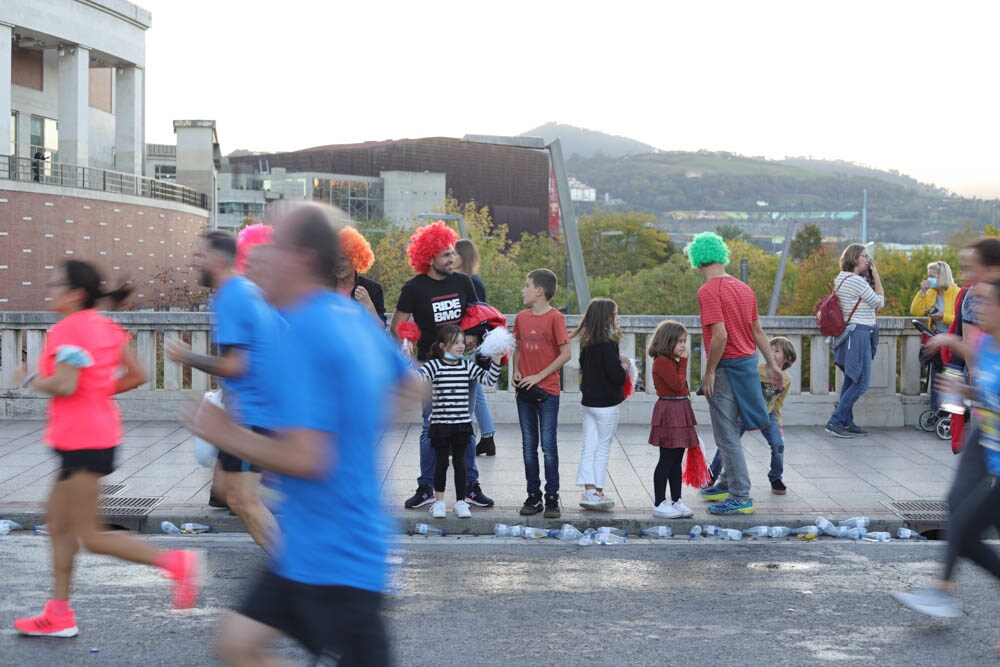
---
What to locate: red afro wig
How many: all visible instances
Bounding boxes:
[406,220,458,275]
[235,224,273,274]
[339,226,375,274]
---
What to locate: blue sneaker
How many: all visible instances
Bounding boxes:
[699,484,730,501]
[825,423,854,439]
[707,497,755,515]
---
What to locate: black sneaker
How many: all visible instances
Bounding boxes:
[404,485,435,509]
[465,484,495,507]
[208,494,229,510]
[825,423,854,439]
[845,424,871,436]
[770,479,787,495]
[543,494,561,519]
[475,435,496,456]
[519,493,543,515]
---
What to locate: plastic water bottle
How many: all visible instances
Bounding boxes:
[791,525,819,537]
[493,523,511,537]
[703,525,720,536]
[594,532,627,545]
[554,525,584,541]
[0,519,22,535]
[161,521,181,535]
[719,528,743,541]
[743,526,770,537]
[597,526,628,537]
[897,527,928,540]
[180,523,211,534]
[414,523,446,536]
[689,525,703,539]
[862,531,891,542]
[838,516,870,530]
[640,526,673,538]
[837,526,862,539]
[769,526,793,538]
[33,524,49,535]
[578,533,594,546]
[522,527,549,539]
[815,517,839,537]
[583,527,598,537]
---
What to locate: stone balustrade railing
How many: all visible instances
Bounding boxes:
[0,312,929,426]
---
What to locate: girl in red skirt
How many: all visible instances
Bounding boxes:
[648,320,699,519]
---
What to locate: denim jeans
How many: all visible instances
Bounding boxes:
[705,366,751,502]
[517,394,560,496]
[829,328,873,429]
[472,382,496,437]
[709,411,784,483]
[418,399,479,489]
[576,405,619,490]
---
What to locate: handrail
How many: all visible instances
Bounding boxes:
[1,155,209,210]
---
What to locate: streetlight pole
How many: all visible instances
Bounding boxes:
[462,134,591,313]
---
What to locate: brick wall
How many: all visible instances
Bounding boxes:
[0,187,209,310]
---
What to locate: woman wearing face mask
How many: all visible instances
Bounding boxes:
[911,261,960,411]
[911,261,960,335]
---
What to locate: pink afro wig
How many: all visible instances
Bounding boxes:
[407,220,458,274]
[339,226,375,274]
[235,224,273,274]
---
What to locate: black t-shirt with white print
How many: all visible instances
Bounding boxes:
[396,272,477,361]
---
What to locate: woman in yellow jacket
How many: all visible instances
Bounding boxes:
[910,261,960,334]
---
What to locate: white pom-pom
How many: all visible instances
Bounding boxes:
[477,327,513,358]
[626,357,638,384]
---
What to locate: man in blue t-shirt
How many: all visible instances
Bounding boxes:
[166,231,280,553]
[184,203,412,666]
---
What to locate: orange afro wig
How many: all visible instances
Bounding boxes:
[339,226,375,274]
[407,220,458,274]
[235,224,273,274]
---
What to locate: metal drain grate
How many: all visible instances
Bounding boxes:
[883,500,949,534]
[99,484,129,496]
[98,496,163,531]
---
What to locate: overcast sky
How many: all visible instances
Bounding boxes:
[141,0,1000,199]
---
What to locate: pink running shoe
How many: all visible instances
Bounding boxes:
[165,550,200,610]
[14,600,79,637]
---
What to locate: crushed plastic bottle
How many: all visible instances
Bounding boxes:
[180,523,211,534]
[768,526,793,538]
[837,526,863,539]
[554,524,584,541]
[577,533,594,546]
[897,527,928,540]
[594,532,627,545]
[414,523,446,536]
[862,531,892,542]
[792,525,820,537]
[32,524,49,535]
[815,517,839,537]
[160,521,181,535]
[689,525,703,539]
[703,525,720,536]
[838,516,870,530]
[597,526,628,537]
[521,527,549,539]
[718,528,743,540]
[742,526,770,537]
[493,523,511,537]
[0,519,22,535]
[640,526,673,538]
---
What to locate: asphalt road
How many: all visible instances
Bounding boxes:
[0,533,997,666]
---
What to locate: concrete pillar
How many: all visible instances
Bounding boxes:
[0,23,12,158]
[174,120,218,224]
[114,65,143,175]
[57,46,90,169]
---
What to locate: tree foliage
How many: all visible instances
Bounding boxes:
[577,209,674,279]
[790,223,824,263]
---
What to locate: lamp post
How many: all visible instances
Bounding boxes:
[462,134,591,313]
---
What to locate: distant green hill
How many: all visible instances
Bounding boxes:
[520,122,658,158]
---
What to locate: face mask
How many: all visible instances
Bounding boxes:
[928,277,938,288]
[444,351,460,361]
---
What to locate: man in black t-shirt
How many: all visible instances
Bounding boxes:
[390,221,494,510]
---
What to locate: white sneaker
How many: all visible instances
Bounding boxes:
[579,491,601,509]
[592,492,615,511]
[653,500,682,518]
[454,500,472,518]
[672,499,694,518]
[430,500,446,519]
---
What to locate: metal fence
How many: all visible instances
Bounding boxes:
[2,154,208,210]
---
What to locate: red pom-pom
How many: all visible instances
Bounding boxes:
[623,376,634,399]
[397,321,420,344]
[682,441,712,488]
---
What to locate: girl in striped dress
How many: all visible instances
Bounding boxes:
[419,325,502,519]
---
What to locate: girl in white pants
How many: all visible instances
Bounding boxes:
[571,298,629,510]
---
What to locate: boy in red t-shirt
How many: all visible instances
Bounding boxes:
[512,269,571,518]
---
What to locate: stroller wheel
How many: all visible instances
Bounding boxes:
[918,410,939,432]
[937,415,952,440]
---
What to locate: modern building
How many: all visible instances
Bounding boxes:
[1,1,211,310]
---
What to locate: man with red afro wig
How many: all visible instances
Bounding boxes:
[390,220,494,510]
[334,226,385,324]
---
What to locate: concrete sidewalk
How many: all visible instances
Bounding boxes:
[0,419,957,535]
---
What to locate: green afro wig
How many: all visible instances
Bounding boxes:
[688,232,730,268]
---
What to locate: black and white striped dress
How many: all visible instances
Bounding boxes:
[419,358,501,443]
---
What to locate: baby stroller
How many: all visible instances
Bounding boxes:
[912,319,951,440]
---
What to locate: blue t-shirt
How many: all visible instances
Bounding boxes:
[211,276,282,429]
[973,335,1000,475]
[271,290,409,590]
